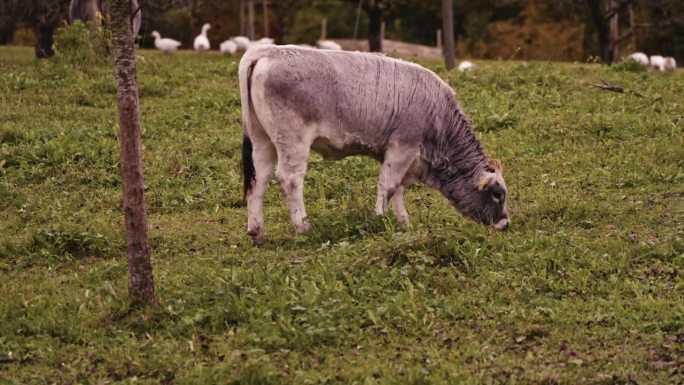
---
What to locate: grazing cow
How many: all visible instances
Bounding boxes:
[239,45,509,245]
[69,0,142,36]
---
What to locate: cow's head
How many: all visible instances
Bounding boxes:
[448,159,510,230]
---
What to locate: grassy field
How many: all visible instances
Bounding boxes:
[0,45,682,384]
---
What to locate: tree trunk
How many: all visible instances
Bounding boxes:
[247,0,255,40]
[586,0,612,63]
[609,0,620,61]
[262,0,268,38]
[628,3,636,50]
[442,0,455,70]
[320,17,327,40]
[0,0,16,45]
[240,0,244,36]
[0,22,14,45]
[110,0,156,307]
[33,23,55,58]
[367,5,382,52]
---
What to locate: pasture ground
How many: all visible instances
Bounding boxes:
[1,46,683,384]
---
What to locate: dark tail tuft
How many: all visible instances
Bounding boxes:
[242,135,255,203]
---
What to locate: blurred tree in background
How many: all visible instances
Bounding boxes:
[0,0,19,45]
[1,0,682,63]
[18,0,70,58]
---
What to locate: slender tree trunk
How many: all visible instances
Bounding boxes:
[0,0,16,45]
[110,0,156,307]
[33,23,56,58]
[609,0,620,61]
[442,0,455,70]
[320,18,327,40]
[247,0,255,40]
[240,0,244,36]
[188,0,198,40]
[587,0,611,63]
[628,3,636,50]
[262,0,268,37]
[0,22,15,45]
[367,5,382,52]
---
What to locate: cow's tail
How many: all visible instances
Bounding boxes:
[239,47,265,202]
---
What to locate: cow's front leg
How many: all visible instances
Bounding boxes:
[247,140,277,245]
[375,144,417,216]
[390,185,411,227]
[275,147,311,234]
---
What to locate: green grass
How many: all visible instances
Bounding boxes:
[1,45,683,384]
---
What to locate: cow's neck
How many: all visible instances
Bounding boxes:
[419,99,488,191]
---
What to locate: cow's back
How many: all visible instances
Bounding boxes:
[246,46,452,152]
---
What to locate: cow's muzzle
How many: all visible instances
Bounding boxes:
[493,217,509,230]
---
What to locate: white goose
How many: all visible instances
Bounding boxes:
[316,40,342,50]
[231,36,251,51]
[628,52,649,66]
[663,57,677,72]
[650,55,665,71]
[254,37,275,46]
[458,61,475,72]
[151,31,181,54]
[193,23,211,51]
[220,40,238,56]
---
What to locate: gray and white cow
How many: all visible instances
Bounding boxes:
[69,0,142,37]
[239,45,509,245]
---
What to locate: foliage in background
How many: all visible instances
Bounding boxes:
[54,20,111,69]
[2,0,683,62]
[284,1,364,44]
[456,2,583,61]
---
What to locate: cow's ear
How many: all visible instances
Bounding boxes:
[487,159,502,172]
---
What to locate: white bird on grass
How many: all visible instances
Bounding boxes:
[220,40,238,56]
[650,55,665,71]
[151,31,181,54]
[232,36,251,51]
[662,57,677,72]
[458,60,474,72]
[628,52,649,66]
[193,23,211,51]
[254,37,275,46]
[316,40,342,50]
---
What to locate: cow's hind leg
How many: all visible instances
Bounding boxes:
[247,139,276,245]
[390,185,411,227]
[275,145,311,234]
[375,144,417,217]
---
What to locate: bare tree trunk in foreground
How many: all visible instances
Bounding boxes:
[110,0,156,307]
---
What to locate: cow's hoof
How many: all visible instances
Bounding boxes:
[248,228,265,246]
[295,221,311,234]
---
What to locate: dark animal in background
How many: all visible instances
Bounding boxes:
[69,0,142,36]
[239,45,510,245]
